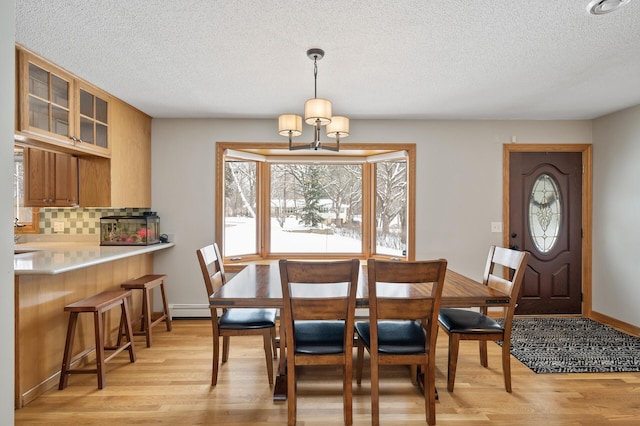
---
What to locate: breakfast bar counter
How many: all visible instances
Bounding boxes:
[14,241,175,275]
[14,242,175,408]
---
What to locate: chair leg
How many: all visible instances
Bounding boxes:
[262,329,274,385]
[410,364,418,385]
[371,352,380,426]
[479,340,488,367]
[222,336,230,363]
[271,326,278,360]
[425,361,436,425]
[211,319,220,386]
[502,339,512,392]
[287,358,296,426]
[447,334,461,392]
[356,339,364,385]
[344,361,353,426]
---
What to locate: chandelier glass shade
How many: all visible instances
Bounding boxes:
[278,48,349,151]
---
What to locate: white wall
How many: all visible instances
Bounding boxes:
[151,118,593,318]
[592,105,640,326]
[1,0,16,422]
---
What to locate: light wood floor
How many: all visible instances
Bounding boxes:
[15,319,640,425]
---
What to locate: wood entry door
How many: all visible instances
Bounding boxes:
[509,151,582,314]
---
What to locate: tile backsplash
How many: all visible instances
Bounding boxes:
[40,208,150,234]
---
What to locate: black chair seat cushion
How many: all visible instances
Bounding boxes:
[355,320,426,354]
[438,308,504,334]
[219,308,277,329]
[293,320,346,354]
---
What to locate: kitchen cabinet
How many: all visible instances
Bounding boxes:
[78,98,151,207]
[16,47,111,157]
[23,147,78,207]
[16,46,151,208]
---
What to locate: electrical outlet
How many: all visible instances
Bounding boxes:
[491,222,503,233]
[53,221,65,233]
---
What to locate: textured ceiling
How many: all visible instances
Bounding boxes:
[14,0,640,120]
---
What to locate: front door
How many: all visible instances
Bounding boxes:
[509,151,582,314]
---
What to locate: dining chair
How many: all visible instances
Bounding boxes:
[196,243,277,386]
[279,259,360,426]
[438,245,529,393]
[355,258,447,426]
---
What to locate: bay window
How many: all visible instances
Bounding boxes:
[216,143,415,262]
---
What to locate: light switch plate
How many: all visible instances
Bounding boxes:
[491,222,503,233]
[53,221,65,233]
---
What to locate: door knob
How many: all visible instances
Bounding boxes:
[511,233,517,238]
[510,245,520,250]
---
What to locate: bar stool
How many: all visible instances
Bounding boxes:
[59,290,136,390]
[121,274,172,347]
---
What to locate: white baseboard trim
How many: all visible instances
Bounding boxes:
[169,304,211,318]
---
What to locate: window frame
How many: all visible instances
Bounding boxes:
[215,142,415,264]
[14,145,40,234]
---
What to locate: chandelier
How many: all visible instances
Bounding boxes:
[278,48,349,152]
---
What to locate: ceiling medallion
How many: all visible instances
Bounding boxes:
[587,0,632,14]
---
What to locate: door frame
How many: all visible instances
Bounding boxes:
[503,144,593,316]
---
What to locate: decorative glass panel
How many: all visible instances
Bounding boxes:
[51,74,69,108]
[80,117,94,143]
[28,63,49,99]
[96,97,108,123]
[528,173,561,253]
[80,89,94,117]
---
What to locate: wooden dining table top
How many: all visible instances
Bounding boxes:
[210,262,510,309]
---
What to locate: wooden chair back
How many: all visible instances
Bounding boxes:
[278,258,360,426]
[279,258,360,328]
[480,245,530,323]
[367,258,448,353]
[196,243,225,299]
[363,258,447,426]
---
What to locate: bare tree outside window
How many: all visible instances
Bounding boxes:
[270,164,362,254]
[224,160,257,256]
[375,160,407,256]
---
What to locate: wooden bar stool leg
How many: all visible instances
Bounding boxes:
[121,298,137,362]
[94,310,106,389]
[59,312,79,390]
[143,287,153,347]
[139,292,148,333]
[159,282,172,331]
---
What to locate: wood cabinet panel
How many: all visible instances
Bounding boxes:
[24,147,78,207]
[77,99,151,207]
[110,99,151,207]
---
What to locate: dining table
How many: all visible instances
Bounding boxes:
[209,262,511,401]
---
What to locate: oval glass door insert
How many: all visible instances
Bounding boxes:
[528,173,561,253]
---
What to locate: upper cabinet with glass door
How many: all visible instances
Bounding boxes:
[16,47,111,157]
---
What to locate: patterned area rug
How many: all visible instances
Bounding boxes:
[497,317,640,374]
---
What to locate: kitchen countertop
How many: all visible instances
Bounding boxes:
[14,241,175,275]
